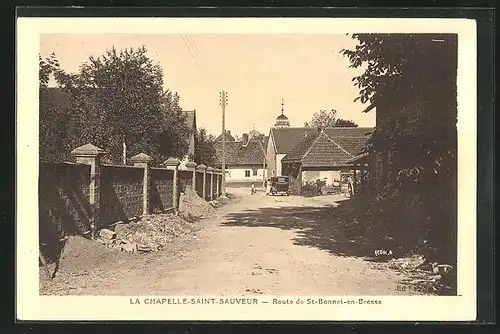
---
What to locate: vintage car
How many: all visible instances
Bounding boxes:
[269,176,290,196]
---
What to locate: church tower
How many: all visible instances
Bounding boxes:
[274,98,290,127]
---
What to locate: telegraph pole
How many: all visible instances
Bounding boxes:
[219,90,228,197]
[122,135,127,165]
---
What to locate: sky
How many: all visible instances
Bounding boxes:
[40,34,376,137]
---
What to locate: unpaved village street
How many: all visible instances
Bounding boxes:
[40,187,425,296]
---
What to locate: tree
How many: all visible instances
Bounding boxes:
[194,128,216,167]
[39,53,75,162]
[341,34,457,181]
[39,46,191,165]
[156,90,191,161]
[334,119,358,127]
[39,53,64,88]
[341,34,458,266]
[70,46,168,164]
[304,109,337,128]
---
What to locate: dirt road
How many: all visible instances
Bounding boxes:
[40,187,425,296]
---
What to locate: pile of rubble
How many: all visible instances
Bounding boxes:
[388,254,426,271]
[386,254,456,294]
[178,186,215,221]
[95,186,225,254]
[97,213,201,254]
[97,230,142,253]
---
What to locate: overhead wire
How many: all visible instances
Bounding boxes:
[179,34,206,75]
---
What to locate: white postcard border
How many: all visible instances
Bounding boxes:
[16,17,477,321]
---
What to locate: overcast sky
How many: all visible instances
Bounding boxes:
[41,34,376,137]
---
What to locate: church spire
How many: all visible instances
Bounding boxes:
[275,97,290,128]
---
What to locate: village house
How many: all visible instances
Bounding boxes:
[280,128,372,193]
[214,130,268,185]
[266,107,373,192]
[215,130,236,142]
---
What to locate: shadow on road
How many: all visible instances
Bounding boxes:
[223,199,381,259]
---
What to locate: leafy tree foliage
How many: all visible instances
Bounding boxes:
[342,34,458,266]
[304,110,358,128]
[39,47,191,166]
[304,109,337,128]
[39,53,75,162]
[334,119,358,127]
[194,128,217,167]
[156,91,192,162]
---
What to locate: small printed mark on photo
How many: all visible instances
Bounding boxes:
[374,249,394,256]
[245,288,264,295]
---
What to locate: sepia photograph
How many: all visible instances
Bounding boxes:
[16,16,477,321]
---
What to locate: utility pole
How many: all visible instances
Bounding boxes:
[219,90,228,198]
[122,135,127,165]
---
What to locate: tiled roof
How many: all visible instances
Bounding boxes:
[248,129,261,138]
[270,126,373,154]
[301,132,354,168]
[214,136,265,166]
[215,131,236,142]
[270,128,319,153]
[281,129,371,167]
[330,136,370,157]
[262,135,269,151]
[280,133,319,162]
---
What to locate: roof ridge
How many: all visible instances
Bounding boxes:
[301,132,323,160]
[256,137,266,155]
[323,132,355,158]
[269,128,278,152]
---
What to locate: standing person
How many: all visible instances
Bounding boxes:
[251,183,256,195]
[265,178,271,196]
[347,176,354,197]
[315,179,322,196]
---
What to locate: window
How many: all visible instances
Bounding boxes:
[245,170,251,177]
[252,169,258,176]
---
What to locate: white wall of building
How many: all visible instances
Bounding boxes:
[301,170,342,185]
[266,133,276,177]
[276,154,286,176]
[226,167,266,183]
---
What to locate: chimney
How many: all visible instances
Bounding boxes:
[227,130,231,136]
[242,133,249,145]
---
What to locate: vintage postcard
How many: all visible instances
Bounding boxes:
[17,16,477,321]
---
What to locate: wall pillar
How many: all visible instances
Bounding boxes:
[207,167,214,201]
[71,143,106,239]
[196,164,207,200]
[185,161,197,191]
[165,157,181,213]
[130,153,152,216]
[215,169,220,197]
